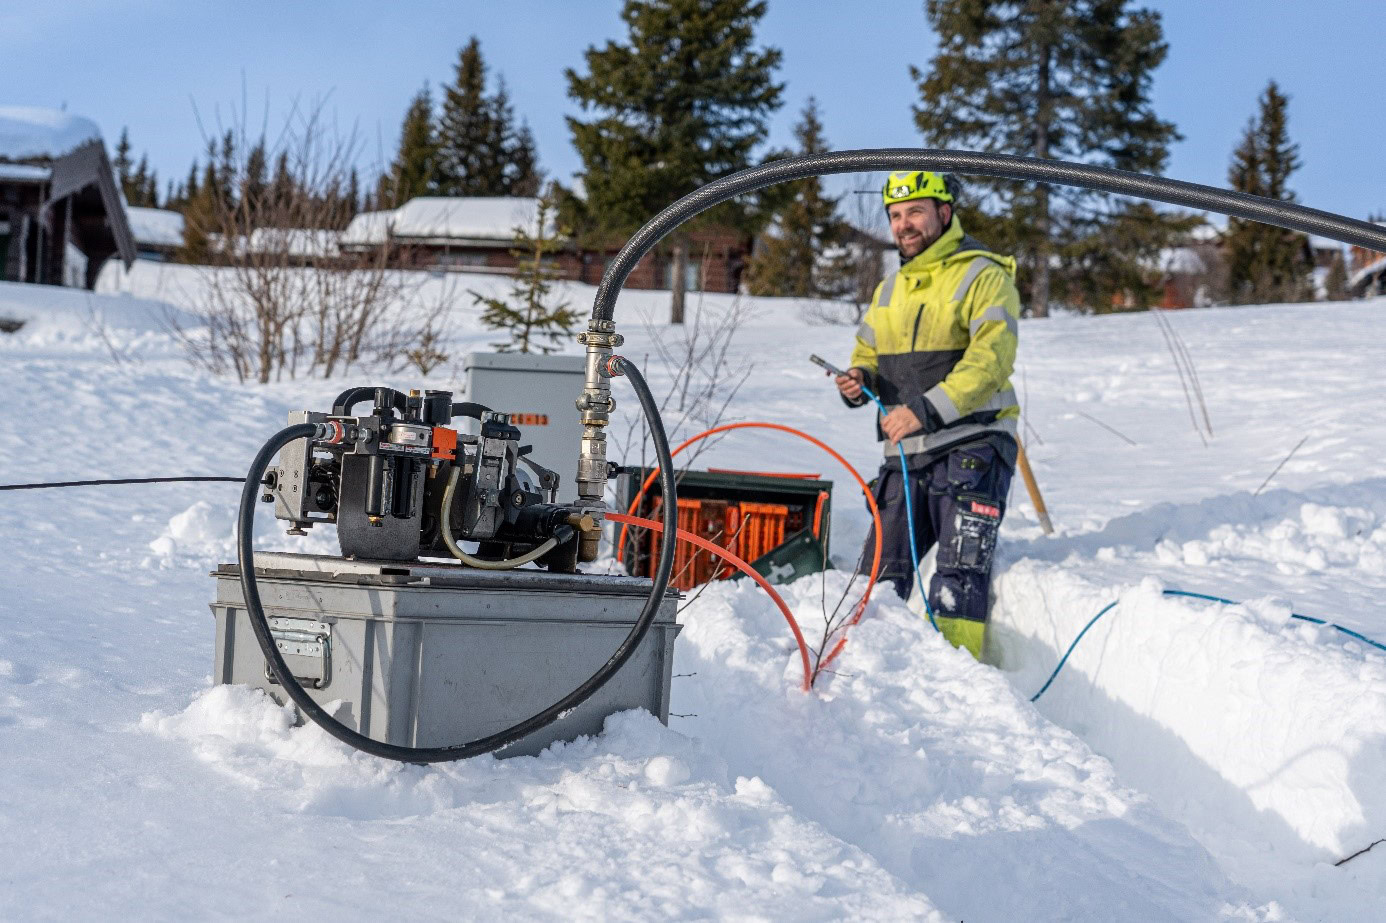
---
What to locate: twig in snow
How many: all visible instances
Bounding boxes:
[1019,365,1044,445]
[1335,837,1385,867]
[1152,309,1213,445]
[1075,411,1138,447]
[1254,435,1309,497]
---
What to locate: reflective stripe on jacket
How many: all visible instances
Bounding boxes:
[848,217,1021,460]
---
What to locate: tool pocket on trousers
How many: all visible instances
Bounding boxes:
[946,445,995,492]
[938,494,1002,573]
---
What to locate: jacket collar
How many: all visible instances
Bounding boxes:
[899,217,966,274]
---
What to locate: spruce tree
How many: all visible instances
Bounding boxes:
[113,128,133,198]
[471,188,579,354]
[744,97,849,298]
[435,38,539,197]
[913,0,1186,315]
[1224,81,1311,304]
[243,139,268,213]
[508,121,542,197]
[566,0,783,323]
[382,84,438,207]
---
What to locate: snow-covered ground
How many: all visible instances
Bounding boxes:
[1,263,1383,920]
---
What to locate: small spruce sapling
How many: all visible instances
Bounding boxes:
[471,189,579,354]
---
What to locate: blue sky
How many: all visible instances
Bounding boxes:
[6,0,1384,220]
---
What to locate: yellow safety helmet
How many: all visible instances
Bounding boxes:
[882,170,953,208]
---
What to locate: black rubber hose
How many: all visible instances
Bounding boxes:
[331,386,408,417]
[235,356,677,763]
[450,401,493,421]
[0,476,243,491]
[590,148,1386,324]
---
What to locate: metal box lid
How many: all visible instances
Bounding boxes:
[462,351,584,374]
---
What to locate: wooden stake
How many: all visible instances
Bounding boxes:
[1016,440,1053,535]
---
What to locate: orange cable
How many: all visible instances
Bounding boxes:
[607,511,814,692]
[613,422,883,685]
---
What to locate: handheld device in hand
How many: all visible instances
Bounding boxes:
[809,354,849,379]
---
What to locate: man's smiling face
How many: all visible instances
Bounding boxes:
[887,199,952,261]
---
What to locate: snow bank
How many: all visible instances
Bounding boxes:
[673,575,1271,920]
[992,561,1386,912]
[137,686,945,919]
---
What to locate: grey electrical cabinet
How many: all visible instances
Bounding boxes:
[211,552,681,759]
[463,352,585,501]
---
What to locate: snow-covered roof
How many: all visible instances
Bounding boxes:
[0,106,101,162]
[339,209,395,248]
[341,197,550,247]
[125,207,184,249]
[241,227,340,259]
[0,162,50,182]
[1154,246,1207,276]
[1308,235,1345,253]
[1348,254,1386,290]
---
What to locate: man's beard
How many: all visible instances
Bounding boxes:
[896,238,928,262]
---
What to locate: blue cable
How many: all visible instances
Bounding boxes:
[1030,588,1386,703]
[856,380,937,631]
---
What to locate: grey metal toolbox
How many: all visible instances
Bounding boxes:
[212,552,680,758]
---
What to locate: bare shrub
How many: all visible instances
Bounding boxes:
[168,98,415,383]
[801,185,891,326]
[610,292,755,563]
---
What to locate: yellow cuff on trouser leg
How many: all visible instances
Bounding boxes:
[934,615,986,660]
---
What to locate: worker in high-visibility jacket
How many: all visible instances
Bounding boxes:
[834,170,1021,659]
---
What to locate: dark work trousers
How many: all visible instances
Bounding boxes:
[864,441,1014,624]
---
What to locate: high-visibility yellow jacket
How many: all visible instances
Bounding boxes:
[848,217,1021,465]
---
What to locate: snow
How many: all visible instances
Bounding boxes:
[0,106,101,161]
[124,207,184,249]
[341,196,550,246]
[5,263,1386,919]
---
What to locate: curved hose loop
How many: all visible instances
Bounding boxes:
[613,420,883,684]
[608,511,814,692]
[439,465,566,570]
[330,386,408,417]
[236,356,679,763]
[590,148,1386,326]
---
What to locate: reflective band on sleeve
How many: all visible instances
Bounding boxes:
[925,384,962,424]
[876,272,897,307]
[969,305,1018,337]
[888,416,1018,458]
[952,257,994,302]
[855,322,876,348]
[979,387,1018,413]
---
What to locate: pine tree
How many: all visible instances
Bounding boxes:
[744,97,849,298]
[566,0,783,323]
[243,139,268,213]
[113,128,134,198]
[383,84,438,207]
[130,156,151,206]
[346,168,360,219]
[435,38,537,197]
[470,188,579,353]
[1224,81,1312,304]
[913,0,1186,315]
[508,121,542,197]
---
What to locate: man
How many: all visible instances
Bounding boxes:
[835,170,1021,659]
